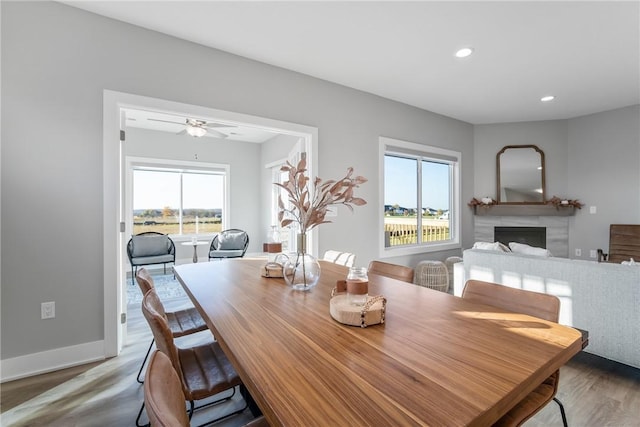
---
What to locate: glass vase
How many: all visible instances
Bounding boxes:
[283,233,321,291]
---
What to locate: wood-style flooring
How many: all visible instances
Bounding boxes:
[2,294,639,426]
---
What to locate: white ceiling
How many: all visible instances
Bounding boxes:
[63,1,639,124]
[123,108,279,143]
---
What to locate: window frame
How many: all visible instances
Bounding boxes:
[379,137,461,257]
[125,157,230,241]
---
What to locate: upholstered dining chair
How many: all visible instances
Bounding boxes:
[135,268,208,384]
[144,350,190,427]
[323,250,356,267]
[137,288,247,427]
[127,232,175,286]
[144,350,270,427]
[368,260,414,283]
[209,229,249,260]
[461,280,568,427]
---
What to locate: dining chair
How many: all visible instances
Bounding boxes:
[144,350,190,427]
[368,260,414,283]
[322,250,356,267]
[145,350,270,427]
[209,229,250,260]
[135,268,208,384]
[461,280,568,427]
[137,288,247,427]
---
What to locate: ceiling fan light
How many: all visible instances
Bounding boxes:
[455,47,474,58]
[186,125,207,137]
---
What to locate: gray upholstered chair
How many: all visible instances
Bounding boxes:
[127,232,175,285]
[209,229,249,260]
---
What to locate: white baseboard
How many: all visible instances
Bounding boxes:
[0,340,105,383]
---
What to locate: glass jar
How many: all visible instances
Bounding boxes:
[347,267,368,306]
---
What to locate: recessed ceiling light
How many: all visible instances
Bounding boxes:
[455,47,474,58]
[540,95,555,102]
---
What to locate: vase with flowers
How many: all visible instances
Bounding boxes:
[275,158,367,291]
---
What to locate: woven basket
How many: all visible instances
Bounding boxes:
[444,256,463,290]
[414,260,449,293]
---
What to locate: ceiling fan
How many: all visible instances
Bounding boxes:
[147,117,236,138]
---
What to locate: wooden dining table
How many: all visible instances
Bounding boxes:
[175,258,582,427]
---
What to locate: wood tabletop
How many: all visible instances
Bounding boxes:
[175,258,582,427]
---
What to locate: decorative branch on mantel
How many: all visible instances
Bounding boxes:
[468,197,497,207]
[546,196,584,209]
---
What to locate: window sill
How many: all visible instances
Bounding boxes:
[381,241,461,258]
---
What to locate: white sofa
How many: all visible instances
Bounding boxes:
[454,249,640,369]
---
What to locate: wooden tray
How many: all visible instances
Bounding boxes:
[329,293,386,328]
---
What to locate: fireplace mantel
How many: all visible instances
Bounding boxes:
[473,205,575,216]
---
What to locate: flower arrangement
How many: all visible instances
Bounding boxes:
[275,159,367,233]
[546,196,583,209]
[468,197,496,207]
[273,158,367,291]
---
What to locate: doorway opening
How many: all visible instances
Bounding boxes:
[103,90,318,356]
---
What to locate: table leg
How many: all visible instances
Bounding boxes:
[192,244,198,263]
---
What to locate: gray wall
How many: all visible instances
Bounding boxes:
[473,120,569,201]
[1,2,474,360]
[567,105,640,258]
[473,106,640,258]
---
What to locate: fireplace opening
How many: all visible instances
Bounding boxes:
[494,227,546,248]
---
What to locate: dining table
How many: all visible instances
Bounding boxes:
[174,258,582,427]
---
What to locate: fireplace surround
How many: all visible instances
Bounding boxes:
[474,216,569,257]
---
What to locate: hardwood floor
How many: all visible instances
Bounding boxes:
[2,294,639,426]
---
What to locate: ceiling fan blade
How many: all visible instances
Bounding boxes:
[176,129,187,136]
[207,128,228,138]
[205,122,237,129]
[148,118,184,125]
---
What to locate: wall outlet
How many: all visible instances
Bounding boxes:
[590,250,597,259]
[575,248,581,257]
[589,206,597,214]
[41,301,55,319]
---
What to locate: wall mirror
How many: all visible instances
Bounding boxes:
[496,145,545,203]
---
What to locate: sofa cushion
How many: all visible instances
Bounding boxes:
[132,235,170,257]
[509,242,552,257]
[472,241,511,252]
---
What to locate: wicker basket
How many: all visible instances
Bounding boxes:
[414,260,449,293]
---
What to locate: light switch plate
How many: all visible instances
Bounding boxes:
[589,206,597,214]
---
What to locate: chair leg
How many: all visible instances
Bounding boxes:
[553,397,568,427]
[131,265,135,287]
[135,401,150,427]
[136,338,155,384]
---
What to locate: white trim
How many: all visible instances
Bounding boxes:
[378,136,461,258]
[104,90,318,357]
[0,341,105,383]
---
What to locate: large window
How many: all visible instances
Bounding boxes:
[131,162,227,236]
[380,137,460,255]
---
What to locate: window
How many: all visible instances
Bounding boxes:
[270,163,292,252]
[380,137,460,256]
[131,161,228,236]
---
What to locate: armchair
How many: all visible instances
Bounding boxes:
[126,232,175,285]
[209,229,249,260]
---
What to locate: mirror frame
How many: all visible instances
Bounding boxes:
[496,144,546,204]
